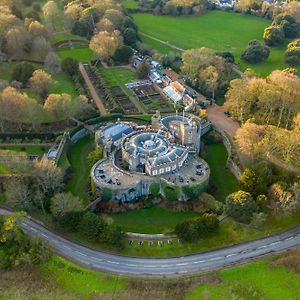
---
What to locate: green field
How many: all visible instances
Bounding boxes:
[99,67,138,87]
[122,0,139,9]
[133,11,290,77]
[204,143,238,202]
[111,206,200,234]
[56,47,94,62]
[188,259,300,300]
[65,135,93,205]
[51,33,87,44]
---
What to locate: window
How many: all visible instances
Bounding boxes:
[166,166,171,172]
[159,168,164,174]
[153,170,158,175]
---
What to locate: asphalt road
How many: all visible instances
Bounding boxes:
[1,208,300,277]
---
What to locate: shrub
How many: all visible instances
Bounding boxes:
[57,211,85,232]
[241,40,270,64]
[78,212,107,242]
[225,190,258,223]
[11,62,35,85]
[150,182,160,197]
[100,225,125,249]
[263,26,285,47]
[182,182,208,200]
[61,58,79,77]
[101,188,112,202]
[163,185,180,201]
[175,213,219,242]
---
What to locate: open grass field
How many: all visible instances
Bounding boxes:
[133,11,291,77]
[65,135,93,205]
[188,259,300,300]
[56,46,94,62]
[203,143,238,202]
[99,67,138,87]
[111,206,200,233]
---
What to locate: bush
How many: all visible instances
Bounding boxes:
[263,26,285,47]
[272,13,298,39]
[61,58,79,77]
[163,185,180,201]
[12,62,35,85]
[100,225,125,249]
[101,188,112,202]
[285,39,300,67]
[150,182,160,197]
[78,212,107,242]
[225,190,258,223]
[175,213,219,242]
[182,182,208,200]
[136,60,151,79]
[113,45,133,64]
[241,40,270,64]
[57,211,85,232]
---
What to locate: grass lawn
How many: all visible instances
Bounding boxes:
[99,67,138,87]
[56,47,94,62]
[65,135,93,205]
[188,259,300,300]
[51,73,78,98]
[133,11,291,77]
[141,35,178,54]
[122,0,139,9]
[51,33,87,44]
[41,256,125,296]
[0,145,50,157]
[204,143,238,202]
[111,206,200,234]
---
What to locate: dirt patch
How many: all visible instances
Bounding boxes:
[67,267,82,274]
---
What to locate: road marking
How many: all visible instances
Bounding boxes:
[269,241,281,246]
[285,237,294,241]
[176,263,188,266]
[106,260,120,265]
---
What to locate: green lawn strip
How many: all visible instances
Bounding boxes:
[0,145,50,157]
[111,206,200,233]
[51,73,78,98]
[41,256,125,296]
[56,47,95,62]
[65,135,93,205]
[122,0,139,9]
[187,260,300,300]
[51,33,87,44]
[133,11,292,76]
[0,62,14,80]
[203,143,239,202]
[0,164,9,174]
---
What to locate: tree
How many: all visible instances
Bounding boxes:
[44,52,61,74]
[236,0,262,13]
[101,188,112,202]
[28,20,48,38]
[11,62,35,85]
[32,36,51,61]
[263,26,285,46]
[33,160,63,213]
[100,225,125,249]
[87,147,103,168]
[239,166,269,197]
[50,192,83,219]
[89,30,123,62]
[285,39,300,66]
[28,69,53,99]
[136,60,150,79]
[44,93,75,121]
[199,65,219,100]
[42,1,59,30]
[241,40,270,64]
[123,27,137,46]
[282,1,300,24]
[78,212,107,242]
[61,57,79,76]
[6,26,29,60]
[225,190,258,223]
[0,212,52,269]
[57,211,84,232]
[113,45,133,64]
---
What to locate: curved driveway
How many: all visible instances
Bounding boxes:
[1,209,300,276]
